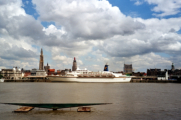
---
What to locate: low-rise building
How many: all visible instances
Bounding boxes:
[31,69,37,76]
[1,67,24,80]
[1,69,12,79]
[60,69,71,75]
[147,68,168,80]
[57,70,62,75]
[132,72,146,76]
[48,69,55,75]
[47,69,71,76]
[157,70,168,80]
[147,69,161,76]
[23,69,46,80]
[36,70,47,76]
[23,70,31,77]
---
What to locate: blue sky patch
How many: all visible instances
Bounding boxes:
[108,0,155,19]
[155,52,170,58]
[177,29,181,34]
[41,22,56,28]
[22,0,39,19]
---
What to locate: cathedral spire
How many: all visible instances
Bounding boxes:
[41,48,43,55]
[39,48,44,70]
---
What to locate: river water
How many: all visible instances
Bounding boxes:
[0,83,181,120]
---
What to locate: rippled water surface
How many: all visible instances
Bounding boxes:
[0,83,181,120]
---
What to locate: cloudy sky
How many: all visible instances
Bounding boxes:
[0,0,181,72]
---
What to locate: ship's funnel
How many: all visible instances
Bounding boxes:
[104,64,109,71]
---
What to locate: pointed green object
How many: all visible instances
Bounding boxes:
[2,103,111,109]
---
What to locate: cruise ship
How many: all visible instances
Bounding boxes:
[47,64,132,82]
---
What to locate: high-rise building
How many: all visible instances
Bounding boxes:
[72,57,77,71]
[39,48,44,70]
[124,64,132,73]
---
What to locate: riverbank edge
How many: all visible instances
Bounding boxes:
[2,79,180,83]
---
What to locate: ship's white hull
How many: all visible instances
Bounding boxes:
[47,76,131,83]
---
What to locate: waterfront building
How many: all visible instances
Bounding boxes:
[72,57,77,71]
[36,70,47,76]
[167,63,181,82]
[132,72,146,76]
[54,69,71,76]
[157,70,168,80]
[147,68,168,80]
[31,69,37,76]
[124,64,133,73]
[39,48,44,70]
[23,70,31,77]
[169,69,181,75]
[147,69,161,76]
[44,63,50,74]
[1,69,13,79]
[57,70,61,75]
[30,68,46,76]
[48,69,55,75]
[1,67,24,80]
[0,70,2,79]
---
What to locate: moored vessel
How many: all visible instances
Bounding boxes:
[47,64,132,82]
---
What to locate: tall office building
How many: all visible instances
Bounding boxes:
[72,57,77,71]
[124,64,132,73]
[39,48,44,70]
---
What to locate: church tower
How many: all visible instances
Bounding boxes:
[171,63,175,71]
[39,48,44,70]
[44,63,50,73]
[72,57,77,71]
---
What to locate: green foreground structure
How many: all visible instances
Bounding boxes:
[2,103,111,110]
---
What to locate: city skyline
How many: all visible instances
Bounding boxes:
[0,0,181,72]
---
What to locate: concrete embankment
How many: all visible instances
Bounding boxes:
[2,79,179,83]
[131,79,178,83]
[4,79,51,82]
